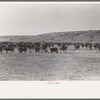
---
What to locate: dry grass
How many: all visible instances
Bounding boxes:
[0,49,100,81]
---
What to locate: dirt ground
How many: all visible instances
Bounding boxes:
[0,49,100,81]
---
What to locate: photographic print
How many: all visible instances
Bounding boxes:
[0,2,100,81]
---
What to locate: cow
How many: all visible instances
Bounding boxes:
[41,42,49,53]
[18,47,27,53]
[61,44,68,52]
[0,46,3,53]
[25,42,34,53]
[93,43,99,49]
[88,43,92,50]
[0,43,3,53]
[98,44,100,51]
[34,46,41,53]
[74,43,80,50]
[3,46,14,53]
[50,47,58,53]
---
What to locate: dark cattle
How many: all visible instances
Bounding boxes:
[0,46,3,53]
[93,43,99,49]
[84,43,89,48]
[25,42,34,53]
[98,44,100,51]
[62,44,68,52]
[88,43,92,50]
[34,46,41,53]
[41,42,49,53]
[50,47,58,53]
[34,42,42,53]
[3,46,14,53]
[16,42,26,48]
[74,43,80,50]
[18,47,27,53]
[80,43,85,48]
[16,42,27,53]
[0,43,3,53]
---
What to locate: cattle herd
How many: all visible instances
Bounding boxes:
[0,41,100,54]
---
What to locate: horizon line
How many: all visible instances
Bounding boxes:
[0,29,99,36]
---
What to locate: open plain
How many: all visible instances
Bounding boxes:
[0,48,100,81]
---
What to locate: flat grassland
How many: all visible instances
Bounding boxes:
[0,49,100,81]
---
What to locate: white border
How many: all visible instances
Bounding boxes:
[0,2,100,98]
[0,81,100,98]
[0,1,100,3]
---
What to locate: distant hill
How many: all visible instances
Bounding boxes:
[0,30,100,43]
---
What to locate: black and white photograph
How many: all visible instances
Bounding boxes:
[0,2,100,81]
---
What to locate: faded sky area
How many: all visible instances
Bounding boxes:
[0,2,100,36]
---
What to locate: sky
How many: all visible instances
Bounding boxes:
[0,2,100,36]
